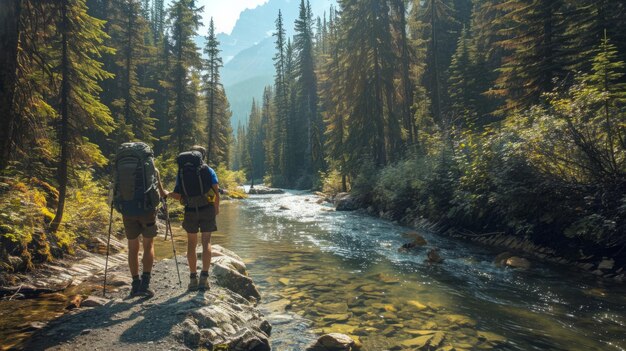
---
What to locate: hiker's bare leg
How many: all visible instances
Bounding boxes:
[142,237,154,273]
[187,233,198,273]
[201,232,212,271]
[128,238,140,276]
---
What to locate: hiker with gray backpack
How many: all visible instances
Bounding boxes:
[167,145,220,291]
[111,142,168,297]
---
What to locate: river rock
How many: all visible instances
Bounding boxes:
[402,232,428,245]
[334,193,361,211]
[184,292,271,351]
[212,262,261,302]
[477,331,506,345]
[211,244,244,262]
[81,295,110,307]
[505,256,531,269]
[212,255,247,275]
[597,258,615,270]
[247,186,285,195]
[306,333,357,351]
[494,252,514,266]
[427,249,444,264]
[65,295,83,310]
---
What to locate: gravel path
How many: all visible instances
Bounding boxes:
[25,257,234,350]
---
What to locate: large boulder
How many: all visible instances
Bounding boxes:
[212,262,261,302]
[181,291,271,351]
[334,193,362,211]
[247,186,285,195]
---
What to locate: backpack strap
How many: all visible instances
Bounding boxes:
[179,167,189,198]
[141,158,147,210]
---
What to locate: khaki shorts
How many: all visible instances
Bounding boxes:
[123,211,157,240]
[182,205,217,233]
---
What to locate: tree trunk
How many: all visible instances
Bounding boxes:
[0,0,21,169]
[396,0,416,147]
[51,0,70,233]
[430,0,442,127]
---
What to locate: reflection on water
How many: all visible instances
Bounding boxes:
[158,192,626,351]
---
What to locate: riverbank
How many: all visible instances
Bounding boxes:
[328,191,626,283]
[23,245,271,350]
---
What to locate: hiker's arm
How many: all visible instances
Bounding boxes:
[168,192,182,201]
[212,184,220,215]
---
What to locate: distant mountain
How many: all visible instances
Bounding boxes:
[218,0,337,133]
[218,0,335,64]
[222,37,275,87]
[225,75,274,132]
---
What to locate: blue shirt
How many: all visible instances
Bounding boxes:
[174,164,218,195]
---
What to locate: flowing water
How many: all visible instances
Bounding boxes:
[3,191,626,350]
[162,191,626,351]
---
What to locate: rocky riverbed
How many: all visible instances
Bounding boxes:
[23,245,272,350]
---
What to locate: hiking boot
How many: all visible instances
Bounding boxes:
[130,279,141,297]
[199,275,210,291]
[138,274,155,298]
[188,276,199,291]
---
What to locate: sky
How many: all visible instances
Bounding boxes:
[198,0,270,34]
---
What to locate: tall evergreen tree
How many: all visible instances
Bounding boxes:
[448,26,478,127]
[0,0,21,169]
[109,0,156,144]
[167,0,202,152]
[50,0,115,232]
[412,0,459,127]
[272,10,288,185]
[493,0,566,113]
[204,18,224,164]
[293,0,321,184]
[335,0,396,169]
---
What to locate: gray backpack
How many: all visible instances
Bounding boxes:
[113,142,159,216]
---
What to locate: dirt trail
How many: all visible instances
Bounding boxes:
[25,250,271,351]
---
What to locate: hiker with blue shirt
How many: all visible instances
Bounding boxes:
[167,145,220,291]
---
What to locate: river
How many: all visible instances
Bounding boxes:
[3,191,626,350]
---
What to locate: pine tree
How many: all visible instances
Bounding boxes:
[0,0,21,169]
[561,0,626,74]
[412,0,459,127]
[272,10,288,185]
[492,0,567,113]
[204,18,223,163]
[109,0,156,144]
[391,0,417,146]
[152,0,165,43]
[448,26,478,127]
[319,5,348,190]
[167,0,202,152]
[50,0,115,232]
[587,32,626,153]
[333,0,397,169]
[293,0,321,185]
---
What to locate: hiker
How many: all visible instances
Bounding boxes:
[112,142,168,297]
[167,145,220,291]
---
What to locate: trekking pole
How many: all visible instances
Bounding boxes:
[103,186,114,297]
[162,198,182,286]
